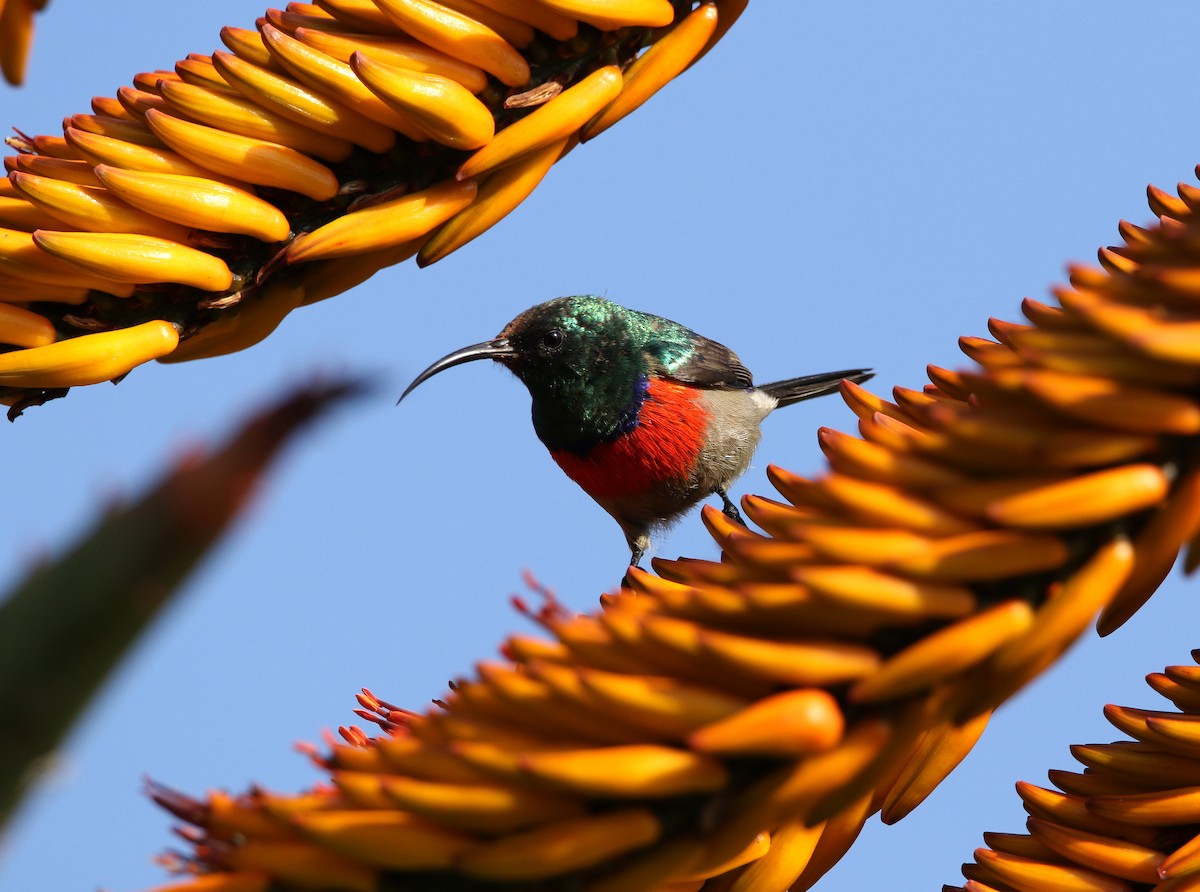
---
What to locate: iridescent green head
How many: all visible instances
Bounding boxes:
[399,296,703,453]
[498,295,696,387]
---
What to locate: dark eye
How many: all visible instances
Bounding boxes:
[541,328,563,351]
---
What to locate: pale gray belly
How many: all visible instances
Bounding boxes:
[595,388,775,538]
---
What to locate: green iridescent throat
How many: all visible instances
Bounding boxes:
[503,296,697,456]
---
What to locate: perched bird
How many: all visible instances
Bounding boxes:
[400,296,872,566]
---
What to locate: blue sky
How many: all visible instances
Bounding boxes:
[3,4,1200,890]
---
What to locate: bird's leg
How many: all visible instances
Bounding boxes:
[621,543,645,590]
[716,488,746,526]
[625,529,650,569]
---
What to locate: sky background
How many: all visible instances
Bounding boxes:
[2,3,1200,890]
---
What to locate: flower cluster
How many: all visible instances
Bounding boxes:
[138,164,1200,889]
[0,0,737,416]
[949,650,1200,892]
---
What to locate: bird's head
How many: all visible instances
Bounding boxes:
[399,296,649,405]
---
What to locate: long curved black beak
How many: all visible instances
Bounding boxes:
[397,337,516,404]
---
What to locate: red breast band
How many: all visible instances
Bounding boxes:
[550,378,709,499]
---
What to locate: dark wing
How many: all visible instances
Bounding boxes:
[644,327,755,390]
[760,369,872,407]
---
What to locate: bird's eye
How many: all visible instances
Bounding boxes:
[541,328,563,352]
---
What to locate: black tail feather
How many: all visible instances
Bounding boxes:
[759,368,873,408]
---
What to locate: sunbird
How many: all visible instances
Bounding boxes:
[401,296,871,565]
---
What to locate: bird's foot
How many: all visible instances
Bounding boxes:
[716,488,747,527]
[621,546,644,591]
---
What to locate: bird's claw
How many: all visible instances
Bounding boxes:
[717,488,747,527]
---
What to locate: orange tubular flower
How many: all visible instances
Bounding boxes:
[138,170,1200,888]
[0,0,48,86]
